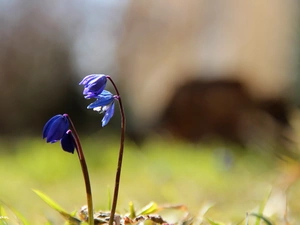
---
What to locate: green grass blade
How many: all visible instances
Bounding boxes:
[33,189,67,213]
[0,206,8,225]
[0,219,8,225]
[255,190,272,225]
[0,200,30,225]
[0,205,6,217]
[250,213,273,225]
[194,203,214,225]
[33,189,81,225]
[128,201,136,219]
[0,204,8,225]
[206,218,225,225]
[9,207,30,225]
[136,202,158,215]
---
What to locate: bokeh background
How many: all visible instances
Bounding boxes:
[1,1,300,224]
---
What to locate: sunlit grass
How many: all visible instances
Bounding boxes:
[0,136,299,224]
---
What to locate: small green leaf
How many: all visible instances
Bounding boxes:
[0,200,30,225]
[9,207,30,225]
[0,205,6,217]
[64,221,86,225]
[0,207,8,225]
[195,203,214,225]
[128,201,136,219]
[206,218,225,225]
[136,202,158,215]
[0,219,8,225]
[33,189,81,225]
[70,210,78,217]
[250,213,273,225]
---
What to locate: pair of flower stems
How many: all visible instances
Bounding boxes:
[42,75,125,225]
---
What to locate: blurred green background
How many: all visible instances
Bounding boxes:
[1,136,300,224]
[1,0,300,224]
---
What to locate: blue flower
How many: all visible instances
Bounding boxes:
[42,114,75,153]
[87,90,116,127]
[79,74,107,99]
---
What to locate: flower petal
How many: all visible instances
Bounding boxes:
[97,90,113,97]
[79,74,107,98]
[83,91,99,99]
[102,102,115,127]
[87,94,115,109]
[79,74,105,85]
[45,115,69,143]
[42,115,62,139]
[60,131,75,154]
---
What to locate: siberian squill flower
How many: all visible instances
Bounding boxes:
[79,74,107,99]
[87,90,116,127]
[42,114,75,153]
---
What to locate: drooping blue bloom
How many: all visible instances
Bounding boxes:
[43,115,69,142]
[87,90,116,127]
[79,74,107,99]
[42,114,75,153]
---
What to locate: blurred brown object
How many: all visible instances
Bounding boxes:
[118,0,299,148]
[159,78,292,148]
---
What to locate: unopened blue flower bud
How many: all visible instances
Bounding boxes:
[79,74,107,99]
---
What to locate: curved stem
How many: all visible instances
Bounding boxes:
[66,115,94,225]
[107,76,126,225]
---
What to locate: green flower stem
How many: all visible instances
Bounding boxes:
[107,76,126,225]
[66,115,94,225]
